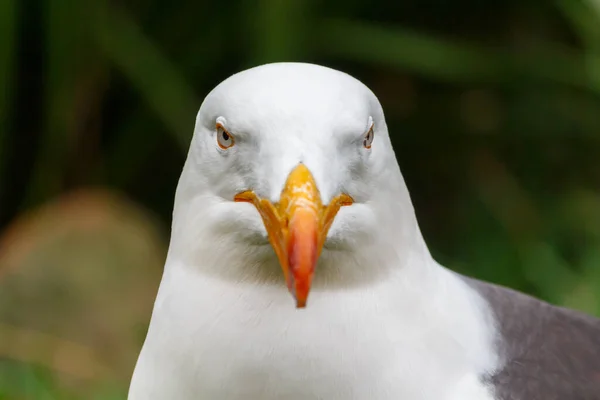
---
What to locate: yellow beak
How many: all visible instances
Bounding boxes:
[234,164,353,308]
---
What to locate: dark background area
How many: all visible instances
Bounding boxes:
[1,0,600,398]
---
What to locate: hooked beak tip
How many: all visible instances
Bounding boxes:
[296,299,307,308]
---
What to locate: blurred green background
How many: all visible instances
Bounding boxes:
[2,0,600,398]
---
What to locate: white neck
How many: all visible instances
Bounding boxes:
[130,224,499,400]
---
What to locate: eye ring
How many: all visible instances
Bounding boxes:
[216,122,235,149]
[363,123,374,149]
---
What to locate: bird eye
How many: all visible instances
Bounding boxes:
[216,123,234,149]
[363,123,374,149]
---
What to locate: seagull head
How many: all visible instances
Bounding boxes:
[172,62,422,308]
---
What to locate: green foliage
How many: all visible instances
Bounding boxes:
[0,0,16,183]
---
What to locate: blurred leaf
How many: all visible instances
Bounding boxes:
[25,0,83,205]
[320,18,598,92]
[104,107,163,187]
[0,188,166,396]
[557,0,600,48]
[471,152,540,241]
[322,19,505,82]
[0,361,107,400]
[0,0,16,183]
[557,0,600,90]
[519,242,578,305]
[471,151,582,304]
[0,362,63,400]
[562,280,598,316]
[562,247,600,315]
[557,189,600,239]
[581,247,600,310]
[90,0,199,149]
[244,0,313,66]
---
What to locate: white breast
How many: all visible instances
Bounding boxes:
[128,261,500,400]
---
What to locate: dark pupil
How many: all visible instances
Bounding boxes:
[221,131,230,141]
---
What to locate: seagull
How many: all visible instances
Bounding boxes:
[128,62,600,400]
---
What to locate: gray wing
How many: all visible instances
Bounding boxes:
[465,276,600,400]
